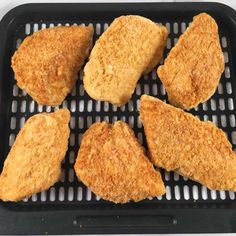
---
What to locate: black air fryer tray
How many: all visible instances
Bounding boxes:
[0,2,236,234]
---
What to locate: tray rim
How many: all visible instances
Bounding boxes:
[1,1,236,234]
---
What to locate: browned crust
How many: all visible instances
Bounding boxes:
[157,13,225,109]
[12,25,93,106]
[0,109,70,201]
[140,95,236,191]
[84,15,168,106]
[74,121,165,203]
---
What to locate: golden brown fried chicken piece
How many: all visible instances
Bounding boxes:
[0,109,70,201]
[74,121,165,203]
[157,13,224,109]
[84,15,168,106]
[12,25,93,106]
[140,95,236,191]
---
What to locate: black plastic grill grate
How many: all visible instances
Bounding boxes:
[6,18,236,206]
[3,3,236,234]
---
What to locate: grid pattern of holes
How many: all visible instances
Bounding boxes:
[6,20,236,203]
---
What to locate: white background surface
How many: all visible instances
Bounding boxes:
[0,0,235,235]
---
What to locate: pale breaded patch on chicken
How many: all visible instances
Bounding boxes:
[157,13,225,109]
[84,15,168,106]
[74,121,165,203]
[12,25,93,106]
[0,109,70,201]
[140,95,236,191]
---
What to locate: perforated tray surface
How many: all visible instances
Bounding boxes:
[1,2,236,235]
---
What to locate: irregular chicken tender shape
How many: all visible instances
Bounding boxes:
[12,25,93,106]
[0,109,70,201]
[157,13,225,109]
[140,95,236,191]
[84,15,168,106]
[74,121,165,203]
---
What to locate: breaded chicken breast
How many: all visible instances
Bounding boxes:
[0,109,70,201]
[157,13,224,109]
[74,121,165,203]
[12,25,93,106]
[84,15,168,106]
[140,95,236,191]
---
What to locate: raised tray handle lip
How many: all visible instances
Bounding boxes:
[0,207,236,234]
